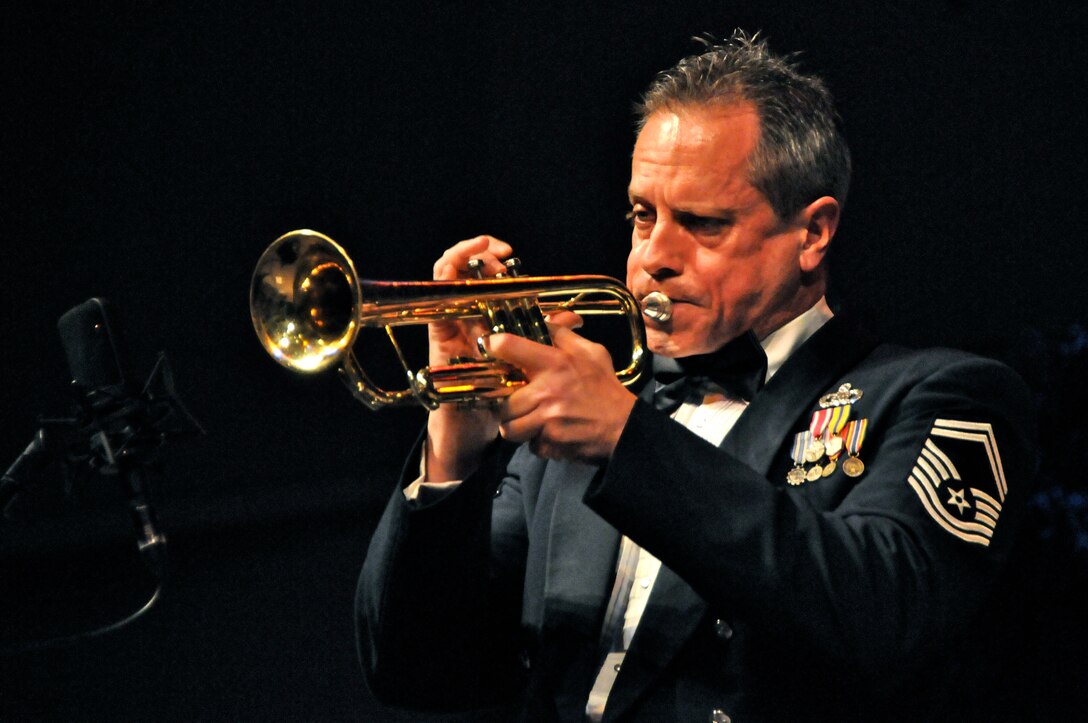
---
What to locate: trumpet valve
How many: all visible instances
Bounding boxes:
[504,258,524,277]
[467,258,486,279]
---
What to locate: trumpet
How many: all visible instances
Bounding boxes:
[249,229,658,410]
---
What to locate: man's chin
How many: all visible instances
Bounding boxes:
[646,329,696,359]
[647,327,741,359]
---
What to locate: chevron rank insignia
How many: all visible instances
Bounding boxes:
[907,419,1008,547]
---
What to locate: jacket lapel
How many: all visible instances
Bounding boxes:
[602,315,879,720]
[538,461,621,638]
[530,460,622,720]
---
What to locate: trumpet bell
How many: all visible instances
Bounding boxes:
[251,230,360,373]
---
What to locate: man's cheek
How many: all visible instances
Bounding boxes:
[625,257,640,288]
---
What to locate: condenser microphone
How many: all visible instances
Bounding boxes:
[57,298,127,392]
[57,298,167,575]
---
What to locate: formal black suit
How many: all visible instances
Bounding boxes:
[356,316,1036,722]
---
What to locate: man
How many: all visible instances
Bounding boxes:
[356,31,1034,722]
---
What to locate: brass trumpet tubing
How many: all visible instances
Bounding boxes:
[353,276,635,326]
[339,351,416,410]
[351,278,647,389]
[251,229,648,409]
[423,360,529,404]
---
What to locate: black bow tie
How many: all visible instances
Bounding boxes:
[652,332,768,413]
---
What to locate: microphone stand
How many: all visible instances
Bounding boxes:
[1,352,201,651]
[1,412,93,515]
[1,428,53,516]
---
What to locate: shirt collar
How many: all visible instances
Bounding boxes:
[758,297,834,383]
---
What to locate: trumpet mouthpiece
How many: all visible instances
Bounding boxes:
[640,291,673,323]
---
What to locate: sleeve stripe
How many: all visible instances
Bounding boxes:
[974,499,999,523]
[924,438,961,480]
[971,487,1002,512]
[916,456,943,487]
[920,445,952,480]
[913,464,940,490]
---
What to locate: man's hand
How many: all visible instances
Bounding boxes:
[429,235,512,367]
[425,236,511,482]
[490,327,638,464]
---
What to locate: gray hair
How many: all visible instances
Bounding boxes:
[636,30,852,220]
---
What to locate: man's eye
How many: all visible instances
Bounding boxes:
[681,215,731,234]
[625,209,654,226]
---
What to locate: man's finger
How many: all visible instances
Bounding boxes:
[434,236,513,279]
[485,333,557,378]
[543,310,584,331]
[498,382,542,424]
[547,325,600,354]
[497,412,541,444]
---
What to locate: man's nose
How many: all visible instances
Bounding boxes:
[639,221,684,280]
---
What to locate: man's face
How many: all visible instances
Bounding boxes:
[626,104,809,358]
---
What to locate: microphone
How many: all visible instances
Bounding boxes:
[57,297,127,392]
[56,298,165,574]
[55,298,202,577]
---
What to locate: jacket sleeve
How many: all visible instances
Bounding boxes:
[584,355,1036,679]
[355,434,533,712]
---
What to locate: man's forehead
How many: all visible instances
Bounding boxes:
[629,104,761,202]
[635,103,760,152]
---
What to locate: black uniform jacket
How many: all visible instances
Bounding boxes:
[356,316,1036,722]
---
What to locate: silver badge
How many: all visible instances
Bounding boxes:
[819,383,864,409]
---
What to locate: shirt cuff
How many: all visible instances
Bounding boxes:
[402,439,464,504]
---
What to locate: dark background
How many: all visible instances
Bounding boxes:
[2,2,1086,720]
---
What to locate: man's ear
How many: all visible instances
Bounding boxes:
[796,196,840,273]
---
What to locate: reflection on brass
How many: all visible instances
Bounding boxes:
[250,229,648,410]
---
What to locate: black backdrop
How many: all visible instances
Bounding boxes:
[2,2,1086,721]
